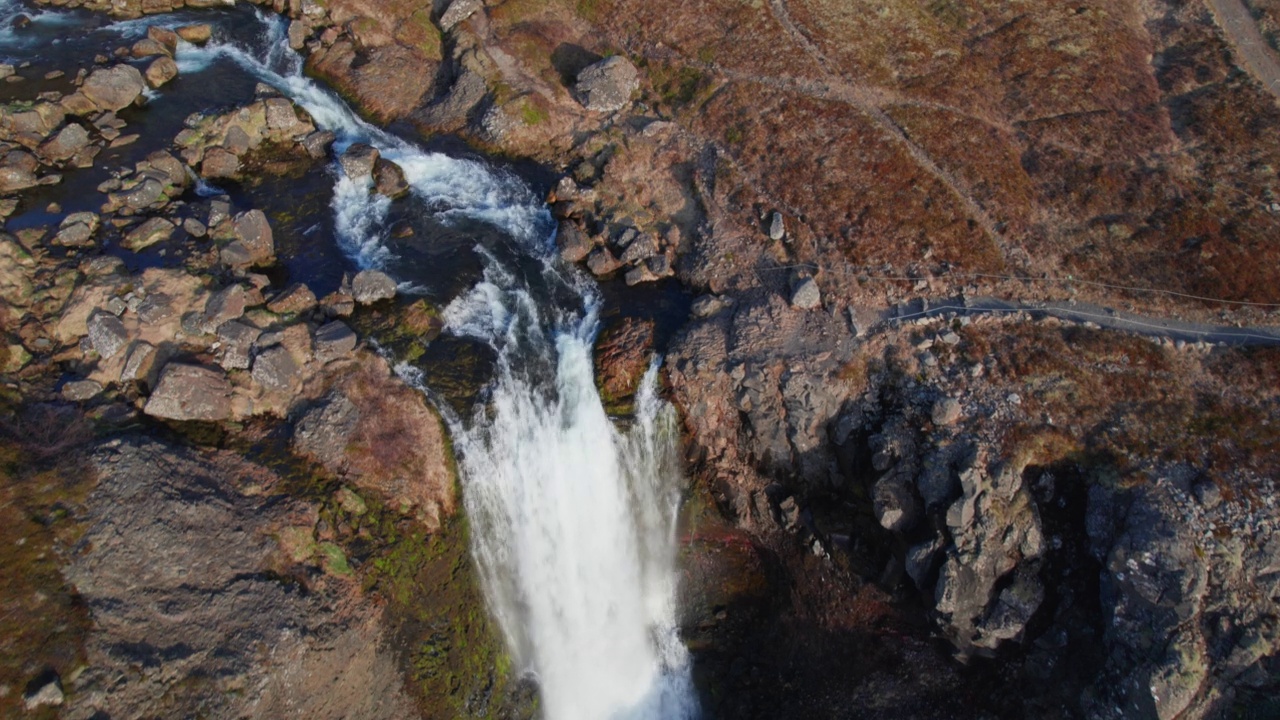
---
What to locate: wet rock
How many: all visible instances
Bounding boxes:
[139,151,188,188]
[373,157,408,198]
[39,122,90,163]
[62,379,104,402]
[144,56,178,88]
[287,20,308,51]
[790,276,821,310]
[252,345,300,392]
[266,283,317,315]
[122,216,175,251]
[440,0,481,31]
[0,164,37,193]
[144,363,232,421]
[314,320,357,361]
[112,176,167,210]
[200,147,240,178]
[216,320,259,370]
[351,269,396,304]
[573,56,640,113]
[231,209,275,265]
[147,25,179,53]
[557,220,593,263]
[175,24,212,44]
[301,130,335,159]
[594,317,654,405]
[768,211,785,241]
[932,398,962,426]
[339,143,379,180]
[263,97,302,133]
[201,284,246,333]
[586,247,621,276]
[183,217,207,237]
[81,65,145,112]
[54,211,99,247]
[87,310,129,359]
[131,38,170,59]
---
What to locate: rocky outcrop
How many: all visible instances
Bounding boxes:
[594,316,654,408]
[62,437,418,720]
[292,355,456,529]
[573,56,640,113]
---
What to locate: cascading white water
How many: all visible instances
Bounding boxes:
[151,13,699,719]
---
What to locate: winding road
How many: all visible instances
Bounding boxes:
[872,296,1280,347]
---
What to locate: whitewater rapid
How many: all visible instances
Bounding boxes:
[131,11,698,719]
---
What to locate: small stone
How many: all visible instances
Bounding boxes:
[147,25,179,53]
[266,283,317,315]
[182,217,207,237]
[144,56,178,88]
[790,277,821,310]
[111,177,166,210]
[122,217,175,251]
[200,147,240,178]
[339,143,380,180]
[288,20,309,50]
[314,320,357,361]
[768,211,785,241]
[54,211,99,247]
[373,157,408,198]
[252,345,300,391]
[932,398,962,426]
[440,0,481,31]
[302,130,335,159]
[208,199,231,227]
[144,363,232,421]
[231,209,274,265]
[201,284,247,333]
[81,65,145,111]
[216,320,259,370]
[573,56,640,113]
[624,264,658,285]
[176,24,212,44]
[120,341,157,383]
[557,221,594,263]
[39,122,90,163]
[351,269,396,304]
[87,311,129,359]
[61,379,103,402]
[586,247,621,276]
[131,38,170,59]
[23,675,63,710]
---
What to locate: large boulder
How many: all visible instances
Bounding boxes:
[351,269,396,304]
[573,56,640,113]
[373,157,408,198]
[339,143,380,181]
[81,65,146,112]
[143,363,232,421]
[144,56,179,88]
[439,0,481,31]
[39,123,91,163]
[223,209,274,266]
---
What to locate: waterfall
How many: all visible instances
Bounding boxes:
[157,12,699,719]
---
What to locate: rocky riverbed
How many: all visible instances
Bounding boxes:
[2,0,1280,718]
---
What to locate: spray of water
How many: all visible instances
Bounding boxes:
[155,12,699,719]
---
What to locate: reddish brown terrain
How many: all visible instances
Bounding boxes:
[2,0,1280,717]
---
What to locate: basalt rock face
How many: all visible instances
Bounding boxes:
[668,297,1280,717]
[62,437,418,720]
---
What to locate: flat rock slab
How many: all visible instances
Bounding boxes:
[144,363,232,421]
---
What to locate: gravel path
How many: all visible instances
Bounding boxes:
[1207,0,1280,98]
[875,296,1280,346]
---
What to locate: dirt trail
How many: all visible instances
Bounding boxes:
[760,0,1009,248]
[1207,0,1280,98]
